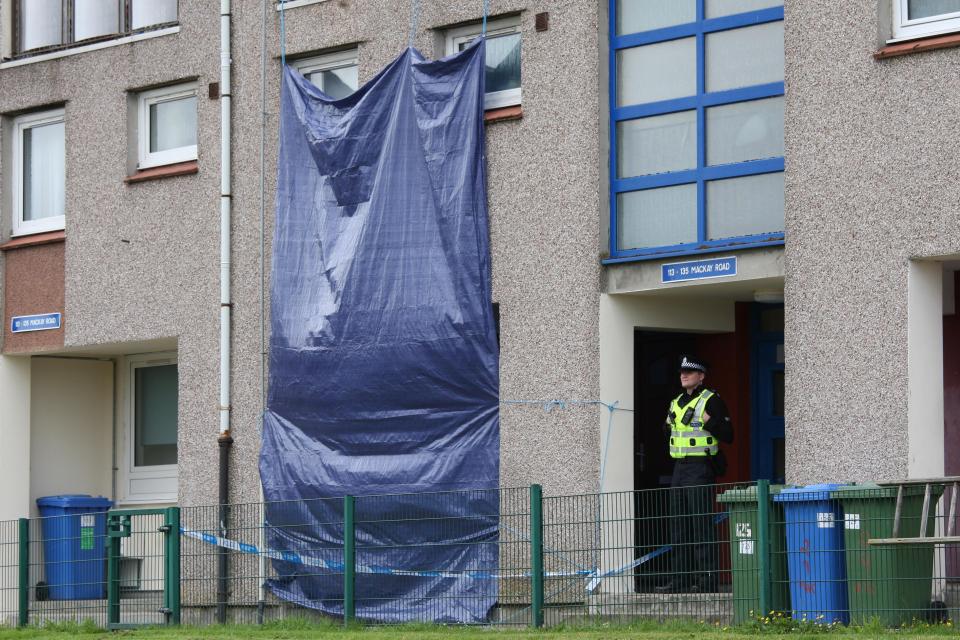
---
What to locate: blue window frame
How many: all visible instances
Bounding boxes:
[607,1,785,263]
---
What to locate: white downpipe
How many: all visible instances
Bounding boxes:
[220,0,232,438]
[257,0,270,610]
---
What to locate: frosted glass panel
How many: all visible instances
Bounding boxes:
[486,32,521,93]
[707,96,784,165]
[617,0,696,34]
[75,0,121,41]
[309,66,359,99]
[706,22,784,92]
[706,0,782,18]
[457,32,521,94]
[707,172,784,240]
[150,96,197,152]
[135,365,178,467]
[22,121,65,222]
[19,0,62,51]
[131,0,178,29]
[618,38,696,106]
[619,184,698,250]
[618,110,697,177]
[908,0,960,19]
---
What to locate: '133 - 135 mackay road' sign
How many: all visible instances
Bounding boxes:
[661,256,737,284]
[10,313,61,333]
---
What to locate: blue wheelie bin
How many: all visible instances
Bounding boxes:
[773,484,848,624]
[37,495,113,600]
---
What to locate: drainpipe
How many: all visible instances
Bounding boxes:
[217,0,234,625]
[256,0,269,624]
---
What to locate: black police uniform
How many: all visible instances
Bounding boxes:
[658,359,733,593]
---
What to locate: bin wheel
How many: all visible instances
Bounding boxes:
[35,582,49,602]
[927,600,949,624]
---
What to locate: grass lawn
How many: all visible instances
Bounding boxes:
[0,620,957,640]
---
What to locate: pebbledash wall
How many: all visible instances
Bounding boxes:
[783,0,960,484]
[2,0,955,524]
[0,0,606,519]
[229,0,607,504]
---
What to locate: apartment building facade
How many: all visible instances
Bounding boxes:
[0,0,956,532]
[0,0,606,521]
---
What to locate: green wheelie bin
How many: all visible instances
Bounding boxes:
[717,485,790,624]
[830,483,943,626]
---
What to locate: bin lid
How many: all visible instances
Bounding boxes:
[717,485,789,503]
[36,495,113,509]
[772,483,846,502]
[830,483,944,500]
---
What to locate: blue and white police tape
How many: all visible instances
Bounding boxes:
[181,527,593,581]
[179,526,682,590]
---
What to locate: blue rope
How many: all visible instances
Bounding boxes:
[499,399,631,491]
[501,398,627,413]
[279,0,287,68]
[482,0,490,36]
[408,0,421,49]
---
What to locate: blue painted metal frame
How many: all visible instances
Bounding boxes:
[749,303,785,483]
[607,1,785,263]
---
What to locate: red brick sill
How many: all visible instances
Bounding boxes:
[875,32,960,59]
[125,160,198,184]
[485,105,522,123]
[0,230,65,251]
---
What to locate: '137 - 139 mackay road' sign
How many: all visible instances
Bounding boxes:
[10,313,61,333]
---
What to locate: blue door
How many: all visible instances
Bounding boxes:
[751,304,785,483]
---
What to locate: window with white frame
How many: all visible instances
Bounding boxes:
[137,83,197,169]
[124,353,178,503]
[293,49,359,99]
[445,16,521,110]
[893,0,960,40]
[11,109,65,237]
[13,0,178,57]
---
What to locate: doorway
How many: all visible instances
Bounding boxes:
[750,304,785,483]
[631,304,782,591]
[632,328,745,591]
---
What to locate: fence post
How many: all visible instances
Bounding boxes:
[166,507,181,625]
[757,479,771,618]
[530,484,544,628]
[343,495,356,626]
[17,518,28,627]
[107,515,121,627]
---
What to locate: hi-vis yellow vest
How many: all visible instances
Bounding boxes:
[669,389,718,459]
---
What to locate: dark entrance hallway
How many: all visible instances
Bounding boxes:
[631,303,782,591]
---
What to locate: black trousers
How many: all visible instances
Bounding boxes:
[667,458,717,587]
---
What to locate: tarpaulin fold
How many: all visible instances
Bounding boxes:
[259,40,500,623]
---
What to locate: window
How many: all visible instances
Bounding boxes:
[137,83,197,169]
[892,0,960,40]
[125,353,178,503]
[445,16,521,110]
[275,0,329,10]
[609,0,785,261]
[293,49,359,99]
[11,109,65,236]
[12,0,178,57]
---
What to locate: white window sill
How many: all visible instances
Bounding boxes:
[889,25,960,43]
[485,90,521,111]
[12,219,65,238]
[115,498,177,508]
[276,0,330,10]
[0,26,180,69]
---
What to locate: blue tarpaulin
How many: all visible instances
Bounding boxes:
[259,40,500,623]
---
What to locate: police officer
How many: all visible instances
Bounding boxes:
[656,355,733,593]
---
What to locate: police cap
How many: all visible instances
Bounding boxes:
[679,355,708,373]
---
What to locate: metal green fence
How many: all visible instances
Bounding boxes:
[2,479,959,629]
